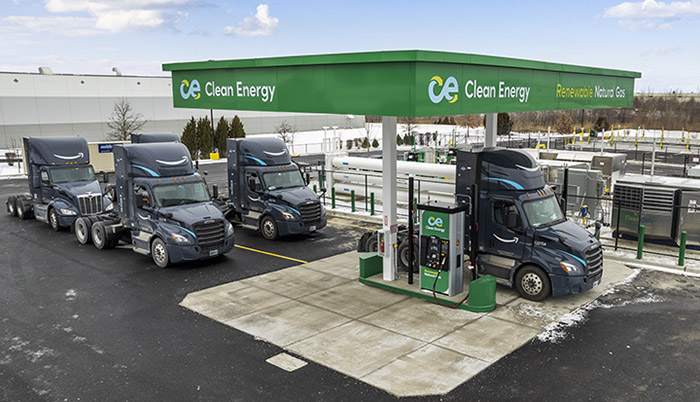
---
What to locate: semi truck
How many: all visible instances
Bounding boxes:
[73,142,235,267]
[223,137,326,240]
[6,136,112,230]
[131,133,180,144]
[359,147,603,301]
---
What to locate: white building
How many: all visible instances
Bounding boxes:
[0,69,364,147]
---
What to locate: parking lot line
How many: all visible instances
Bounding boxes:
[234,244,308,264]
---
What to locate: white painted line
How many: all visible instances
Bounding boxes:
[266,353,308,372]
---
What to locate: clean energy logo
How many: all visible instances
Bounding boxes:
[180,79,201,100]
[427,216,443,227]
[428,75,459,104]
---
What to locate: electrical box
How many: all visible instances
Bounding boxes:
[418,200,467,296]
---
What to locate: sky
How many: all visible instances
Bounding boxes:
[1,0,699,93]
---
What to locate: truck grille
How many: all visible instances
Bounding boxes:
[193,220,225,251]
[298,202,322,225]
[585,243,603,279]
[78,194,102,215]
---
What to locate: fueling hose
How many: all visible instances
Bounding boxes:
[431,254,470,309]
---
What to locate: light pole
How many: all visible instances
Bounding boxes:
[332,125,339,151]
[322,126,329,152]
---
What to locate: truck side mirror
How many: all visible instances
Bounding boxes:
[248,178,257,192]
[506,211,518,230]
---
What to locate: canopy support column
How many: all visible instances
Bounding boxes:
[382,116,397,281]
[484,113,497,148]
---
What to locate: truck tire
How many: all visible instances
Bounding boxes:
[397,241,418,273]
[49,208,61,232]
[16,198,30,220]
[357,231,372,252]
[515,265,551,301]
[7,195,17,216]
[365,234,378,253]
[75,217,91,244]
[260,216,279,240]
[151,237,170,268]
[91,221,109,249]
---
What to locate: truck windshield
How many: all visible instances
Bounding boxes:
[152,182,210,207]
[523,195,566,228]
[50,166,96,184]
[263,170,305,190]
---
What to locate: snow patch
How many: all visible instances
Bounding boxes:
[65,289,77,300]
[537,302,597,343]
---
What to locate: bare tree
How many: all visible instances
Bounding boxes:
[400,117,418,138]
[106,98,147,141]
[276,120,295,145]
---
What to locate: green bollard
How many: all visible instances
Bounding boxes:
[351,190,356,212]
[679,231,687,266]
[331,187,336,209]
[313,184,317,193]
[466,275,496,312]
[370,192,375,216]
[636,225,645,260]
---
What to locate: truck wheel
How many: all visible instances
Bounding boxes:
[91,221,108,249]
[16,199,29,220]
[365,234,378,253]
[260,216,279,240]
[7,196,17,216]
[49,208,61,232]
[515,265,551,301]
[357,231,372,252]
[151,238,170,268]
[75,217,91,244]
[397,241,418,272]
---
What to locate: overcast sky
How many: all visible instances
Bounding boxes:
[1,0,699,93]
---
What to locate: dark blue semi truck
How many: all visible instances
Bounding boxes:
[73,142,234,267]
[456,148,603,301]
[6,136,112,230]
[224,137,326,240]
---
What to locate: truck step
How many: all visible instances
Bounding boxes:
[133,247,150,256]
[239,223,259,231]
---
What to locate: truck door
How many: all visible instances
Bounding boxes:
[480,199,528,279]
[132,185,156,252]
[243,171,265,224]
[39,168,52,203]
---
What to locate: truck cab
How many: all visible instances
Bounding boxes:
[7,136,112,231]
[111,143,235,267]
[457,148,603,301]
[226,137,326,240]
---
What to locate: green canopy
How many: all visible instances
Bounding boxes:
[163,50,640,117]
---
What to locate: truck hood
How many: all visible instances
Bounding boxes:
[535,219,598,256]
[159,202,225,226]
[268,186,319,206]
[56,180,103,198]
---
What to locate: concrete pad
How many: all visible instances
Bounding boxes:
[299,281,408,319]
[287,320,424,378]
[302,258,359,280]
[226,300,351,347]
[266,353,307,372]
[180,283,293,322]
[360,298,482,342]
[496,287,521,305]
[240,265,349,299]
[362,344,490,397]
[488,299,578,329]
[434,316,540,363]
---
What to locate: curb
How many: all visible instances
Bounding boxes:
[326,209,385,225]
[604,254,700,278]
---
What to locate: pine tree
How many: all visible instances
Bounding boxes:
[396,134,404,146]
[361,138,370,149]
[230,115,246,138]
[371,138,379,148]
[197,116,213,157]
[214,116,229,156]
[181,117,198,159]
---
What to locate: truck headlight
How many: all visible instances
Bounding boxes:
[171,233,191,244]
[281,211,296,220]
[560,261,580,274]
[60,208,77,216]
[226,221,234,236]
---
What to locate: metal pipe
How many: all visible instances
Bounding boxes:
[637,225,645,259]
[408,176,414,284]
[679,230,687,267]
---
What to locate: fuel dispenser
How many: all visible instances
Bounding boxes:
[418,200,467,296]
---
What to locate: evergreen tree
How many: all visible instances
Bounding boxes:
[483,113,514,135]
[214,116,229,156]
[181,117,198,159]
[346,139,353,150]
[361,138,370,149]
[371,138,379,148]
[230,115,246,138]
[197,116,213,157]
[396,134,404,146]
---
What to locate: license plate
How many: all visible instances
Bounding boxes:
[209,250,218,256]
[594,279,600,287]
[310,225,316,231]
